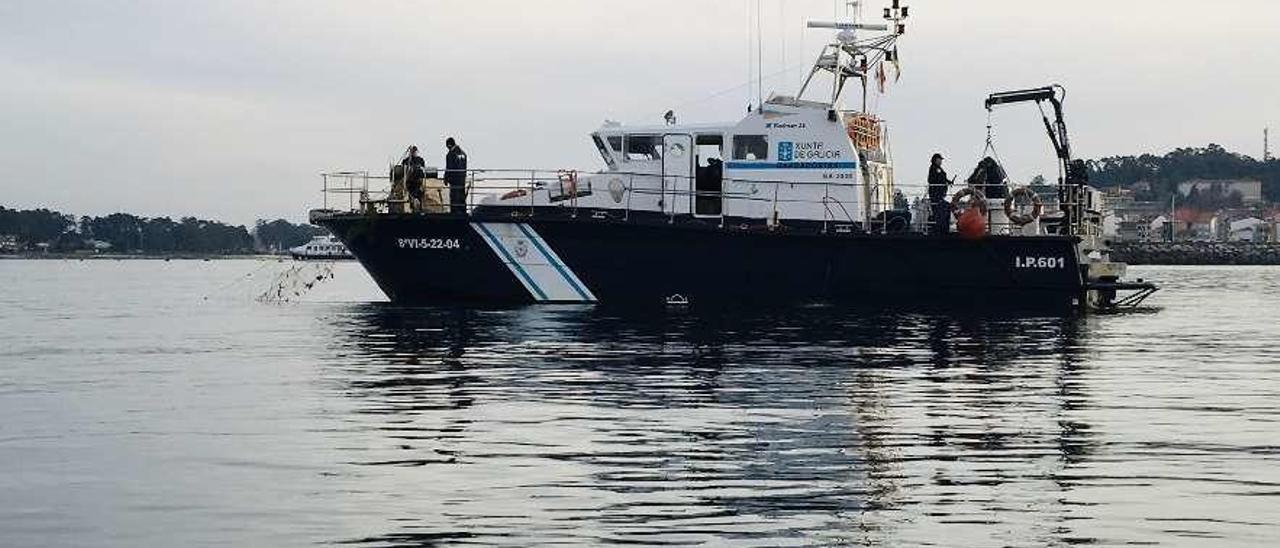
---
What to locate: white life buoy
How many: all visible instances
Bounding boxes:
[1003,187,1043,226]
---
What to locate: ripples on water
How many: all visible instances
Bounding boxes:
[1,261,1277,546]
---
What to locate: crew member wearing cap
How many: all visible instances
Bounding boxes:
[927,153,952,235]
[401,145,426,211]
[444,137,468,214]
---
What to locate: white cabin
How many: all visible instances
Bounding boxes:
[473,6,914,228]
[477,94,895,227]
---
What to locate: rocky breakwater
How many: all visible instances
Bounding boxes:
[1111,242,1280,265]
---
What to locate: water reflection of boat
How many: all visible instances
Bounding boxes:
[320,305,1097,546]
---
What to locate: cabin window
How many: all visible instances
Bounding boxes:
[624,135,662,161]
[592,134,616,169]
[607,136,622,152]
[732,135,768,160]
[696,134,723,167]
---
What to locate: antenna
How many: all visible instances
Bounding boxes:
[1266,127,1272,162]
[807,21,890,31]
[745,0,753,111]
[797,1,909,109]
[779,0,786,85]
[756,0,763,109]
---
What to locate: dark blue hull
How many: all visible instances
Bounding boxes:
[316,209,1086,310]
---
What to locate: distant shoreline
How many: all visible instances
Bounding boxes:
[0,253,290,261]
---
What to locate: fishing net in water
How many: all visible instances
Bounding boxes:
[200,260,338,304]
[256,262,336,304]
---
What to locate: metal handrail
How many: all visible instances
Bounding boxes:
[324,167,912,187]
[317,167,1105,237]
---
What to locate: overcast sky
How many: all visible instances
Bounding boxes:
[2,0,1276,225]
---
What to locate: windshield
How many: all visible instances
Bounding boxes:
[592,134,616,169]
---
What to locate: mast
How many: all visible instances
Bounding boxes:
[796,0,909,110]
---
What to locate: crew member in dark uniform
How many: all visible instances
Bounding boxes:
[444,137,468,214]
[401,145,426,211]
[927,153,952,235]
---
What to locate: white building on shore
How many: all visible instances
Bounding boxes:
[1177,179,1264,205]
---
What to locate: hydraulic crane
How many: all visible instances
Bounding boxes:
[984,85,1089,235]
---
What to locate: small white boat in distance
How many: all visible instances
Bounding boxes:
[289,234,353,260]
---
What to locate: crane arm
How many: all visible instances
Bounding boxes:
[983,84,1089,236]
[984,87,1058,109]
[984,85,1072,166]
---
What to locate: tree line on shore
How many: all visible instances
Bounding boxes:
[0,207,325,254]
[1087,144,1279,203]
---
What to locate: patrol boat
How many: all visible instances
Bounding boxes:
[289,234,353,260]
[309,3,1157,311]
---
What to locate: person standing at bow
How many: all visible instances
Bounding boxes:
[444,137,468,214]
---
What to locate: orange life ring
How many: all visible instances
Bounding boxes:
[951,187,988,219]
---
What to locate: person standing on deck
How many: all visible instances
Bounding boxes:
[444,137,468,214]
[401,146,426,211]
[927,153,953,235]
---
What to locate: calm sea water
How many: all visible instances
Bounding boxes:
[1,260,1277,547]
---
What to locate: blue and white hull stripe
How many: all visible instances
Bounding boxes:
[470,222,597,302]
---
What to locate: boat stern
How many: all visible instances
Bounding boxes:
[1083,259,1158,311]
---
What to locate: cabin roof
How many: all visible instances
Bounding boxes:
[764,94,832,110]
[595,122,731,134]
